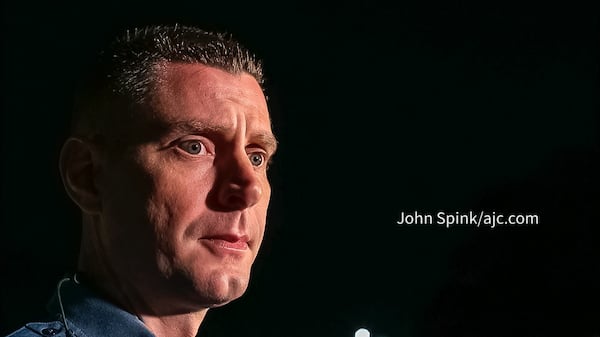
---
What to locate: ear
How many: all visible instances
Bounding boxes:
[59,137,102,214]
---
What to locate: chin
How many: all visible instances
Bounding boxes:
[192,270,250,307]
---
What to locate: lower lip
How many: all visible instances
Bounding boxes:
[202,239,249,253]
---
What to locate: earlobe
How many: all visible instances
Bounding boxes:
[59,137,102,214]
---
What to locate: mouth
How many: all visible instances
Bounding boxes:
[201,234,250,252]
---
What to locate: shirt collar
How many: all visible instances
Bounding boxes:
[46,275,156,337]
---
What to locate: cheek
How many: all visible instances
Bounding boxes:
[102,158,153,233]
[150,169,212,213]
[147,169,214,242]
[145,174,211,277]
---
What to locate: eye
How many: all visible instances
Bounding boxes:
[178,140,206,155]
[248,152,265,167]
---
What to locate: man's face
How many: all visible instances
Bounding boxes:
[97,63,276,311]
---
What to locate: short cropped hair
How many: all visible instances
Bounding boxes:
[72,24,264,140]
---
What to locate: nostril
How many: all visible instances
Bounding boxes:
[220,183,262,210]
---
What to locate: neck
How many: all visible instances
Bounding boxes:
[140,311,208,337]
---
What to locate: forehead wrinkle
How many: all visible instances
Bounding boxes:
[162,63,265,111]
[193,86,265,120]
[158,84,266,129]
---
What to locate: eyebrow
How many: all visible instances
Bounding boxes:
[168,120,278,155]
[252,132,279,156]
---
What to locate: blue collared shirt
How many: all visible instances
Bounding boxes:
[5,276,156,337]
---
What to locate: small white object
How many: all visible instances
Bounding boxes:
[355,328,370,337]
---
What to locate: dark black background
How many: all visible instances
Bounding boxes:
[2,1,599,336]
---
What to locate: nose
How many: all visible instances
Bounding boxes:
[216,149,263,210]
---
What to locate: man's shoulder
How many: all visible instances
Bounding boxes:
[5,321,66,337]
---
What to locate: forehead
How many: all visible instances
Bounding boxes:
[151,62,270,125]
